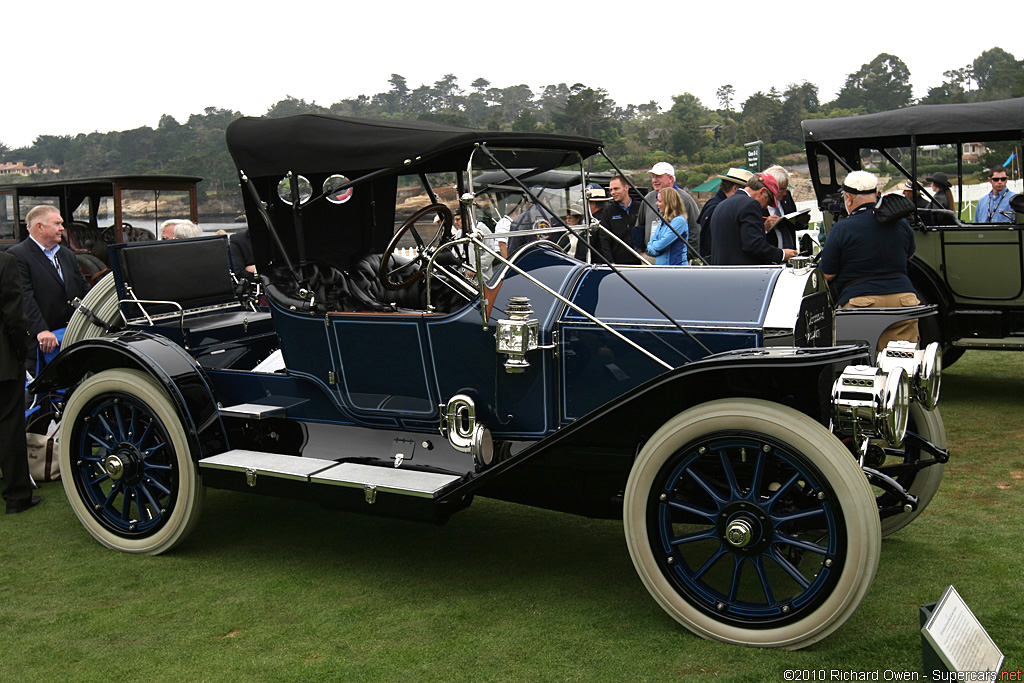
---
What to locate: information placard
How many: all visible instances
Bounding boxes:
[921,585,1004,674]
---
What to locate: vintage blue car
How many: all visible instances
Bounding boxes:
[33,115,946,650]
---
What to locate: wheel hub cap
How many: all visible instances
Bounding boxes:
[103,443,142,483]
[104,454,125,480]
[725,519,754,547]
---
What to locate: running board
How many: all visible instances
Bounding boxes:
[952,337,1024,350]
[198,450,463,501]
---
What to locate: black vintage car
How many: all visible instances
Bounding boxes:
[32,115,946,650]
[803,97,1024,365]
[0,174,201,282]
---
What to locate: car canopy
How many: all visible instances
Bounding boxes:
[226,115,605,276]
[801,97,1024,148]
[226,115,603,179]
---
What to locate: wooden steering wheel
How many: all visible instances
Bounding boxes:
[379,203,453,290]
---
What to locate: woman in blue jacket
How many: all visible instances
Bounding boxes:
[647,189,689,265]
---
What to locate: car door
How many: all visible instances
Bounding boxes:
[939,224,1024,301]
[328,312,438,420]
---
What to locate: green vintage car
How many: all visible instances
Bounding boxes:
[803,98,1023,365]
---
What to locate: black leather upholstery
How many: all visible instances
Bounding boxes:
[264,253,465,315]
[350,254,429,311]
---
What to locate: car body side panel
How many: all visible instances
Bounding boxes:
[461,345,871,518]
[565,266,780,326]
[559,325,760,420]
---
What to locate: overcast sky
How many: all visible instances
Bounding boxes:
[4,1,1020,150]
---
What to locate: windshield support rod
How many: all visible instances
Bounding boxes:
[877,147,935,205]
[477,144,711,358]
[418,173,441,206]
[432,237,675,371]
[239,170,300,283]
[289,172,308,265]
[812,139,856,175]
[476,144,610,263]
[599,149,706,265]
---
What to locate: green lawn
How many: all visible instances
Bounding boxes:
[2,351,1021,682]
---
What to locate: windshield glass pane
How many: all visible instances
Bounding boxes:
[114,189,194,239]
[468,148,594,264]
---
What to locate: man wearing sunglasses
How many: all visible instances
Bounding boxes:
[975,171,1017,223]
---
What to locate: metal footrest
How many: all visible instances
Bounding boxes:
[198,450,462,500]
[218,399,300,419]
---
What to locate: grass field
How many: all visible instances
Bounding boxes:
[2,351,1021,682]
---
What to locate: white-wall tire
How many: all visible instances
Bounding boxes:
[58,368,205,554]
[623,398,880,650]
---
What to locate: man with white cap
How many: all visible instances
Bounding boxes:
[696,167,753,261]
[819,170,920,350]
[639,162,700,259]
[710,173,797,265]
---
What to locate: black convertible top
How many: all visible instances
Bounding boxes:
[802,97,1024,146]
[226,114,603,178]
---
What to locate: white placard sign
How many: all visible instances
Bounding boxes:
[922,585,1004,674]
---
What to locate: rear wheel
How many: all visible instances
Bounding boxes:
[870,403,946,537]
[624,398,880,650]
[58,368,205,554]
[915,287,965,367]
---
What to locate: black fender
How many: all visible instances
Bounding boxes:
[908,258,960,350]
[451,344,871,515]
[908,258,949,308]
[28,331,228,462]
[835,303,937,363]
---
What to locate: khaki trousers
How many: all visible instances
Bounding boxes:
[841,292,920,352]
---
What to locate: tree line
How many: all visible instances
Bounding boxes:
[1,47,1021,212]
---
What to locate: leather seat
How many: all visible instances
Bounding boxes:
[349,254,429,311]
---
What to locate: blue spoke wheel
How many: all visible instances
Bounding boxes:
[624,399,880,649]
[59,369,205,554]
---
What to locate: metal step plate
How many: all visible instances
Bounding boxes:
[312,463,462,498]
[199,450,336,481]
[218,403,289,419]
[199,450,462,498]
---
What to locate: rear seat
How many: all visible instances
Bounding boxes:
[115,235,268,330]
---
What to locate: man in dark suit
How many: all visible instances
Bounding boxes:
[710,174,799,266]
[0,250,38,514]
[697,167,753,261]
[8,205,88,364]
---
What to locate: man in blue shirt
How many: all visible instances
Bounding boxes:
[974,170,1017,223]
[819,171,919,351]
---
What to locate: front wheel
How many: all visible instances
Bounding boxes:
[624,398,880,650]
[872,403,946,537]
[58,369,205,554]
